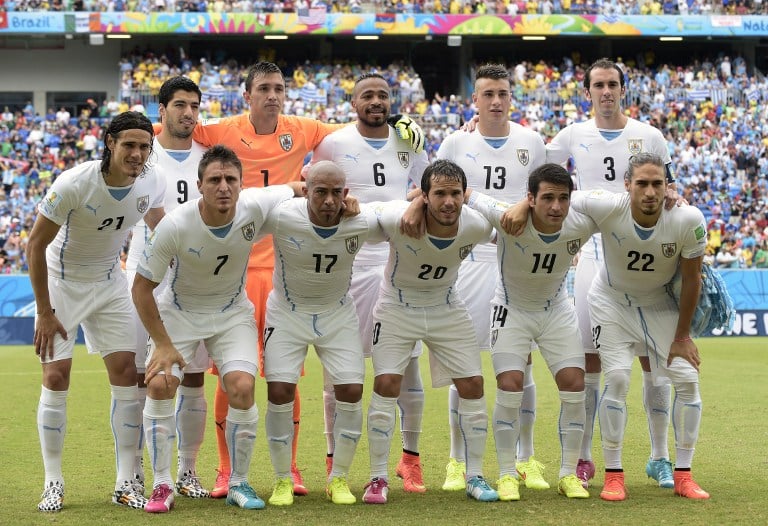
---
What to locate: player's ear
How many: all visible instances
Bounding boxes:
[342,187,349,198]
[527,192,535,207]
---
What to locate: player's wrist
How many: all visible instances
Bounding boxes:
[673,336,692,343]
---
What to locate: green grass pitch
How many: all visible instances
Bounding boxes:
[1,338,766,525]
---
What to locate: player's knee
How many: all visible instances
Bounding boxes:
[223,373,255,409]
[603,369,631,399]
[334,383,363,403]
[42,363,71,391]
[267,381,296,405]
[554,366,585,392]
[147,374,179,400]
[454,375,484,399]
[181,372,205,388]
[496,370,524,392]
[584,353,602,372]
[373,374,402,398]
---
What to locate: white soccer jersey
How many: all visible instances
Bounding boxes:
[125,139,207,272]
[375,201,493,307]
[572,189,707,307]
[547,118,671,260]
[437,124,546,262]
[265,199,382,313]
[469,192,597,311]
[137,185,293,313]
[38,160,165,282]
[311,125,429,265]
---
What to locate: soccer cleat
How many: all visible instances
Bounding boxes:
[132,473,146,497]
[466,476,499,502]
[362,477,389,504]
[496,474,520,502]
[442,458,466,491]
[176,470,210,498]
[646,458,675,489]
[576,459,596,489]
[268,478,294,506]
[210,468,230,499]
[37,481,64,512]
[326,477,356,505]
[226,482,265,510]
[326,455,333,478]
[291,465,308,496]
[113,480,149,509]
[396,452,426,493]
[558,474,590,499]
[600,472,627,501]
[673,471,710,500]
[516,457,550,490]
[145,484,174,513]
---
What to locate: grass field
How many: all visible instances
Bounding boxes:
[1,338,766,525]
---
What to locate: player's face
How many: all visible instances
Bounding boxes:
[106,129,152,181]
[160,90,200,139]
[352,77,391,128]
[472,77,511,127]
[423,176,464,228]
[305,171,348,227]
[244,72,285,120]
[626,163,666,221]
[585,67,624,119]
[198,161,242,215]
[529,182,570,234]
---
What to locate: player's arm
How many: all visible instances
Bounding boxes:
[144,206,165,231]
[27,215,67,360]
[399,192,426,238]
[499,197,530,236]
[668,254,704,371]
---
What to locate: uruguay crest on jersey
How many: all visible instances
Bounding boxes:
[627,139,643,155]
[345,235,359,254]
[398,151,409,169]
[517,148,530,166]
[662,242,677,258]
[459,244,473,259]
[567,238,581,255]
[279,133,293,152]
[242,221,256,241]
[137,195,149,214]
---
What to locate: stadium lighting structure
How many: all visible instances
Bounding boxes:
[660,36,683,41]
[106,34,132,39]
[264,35,288,40]
[522,36,546,41]
[355,35,380,40]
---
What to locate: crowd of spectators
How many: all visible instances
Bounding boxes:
[3,0,768,15]
[1,53,768,273]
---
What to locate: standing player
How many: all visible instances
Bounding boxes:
[190,62,424,495]
[263,161,381,506]
[546,58,677,489]
[567,153,709,501]
[132,146,303,513]
[467,164,594,500]
[435,64,548,491]
[309,72,430,493]
[28,112,165,512]
[363,160,498,505]
[124,76,211,499]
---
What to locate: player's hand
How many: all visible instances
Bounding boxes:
[664,186,687,210]
[145,341,186,384]
[387,114,425,154]
[461,114,480,132]
[668,338,701,372]
[34,310,67,362]
[500,200,530,236]
[399,198,426,239]
[342,194,360,217]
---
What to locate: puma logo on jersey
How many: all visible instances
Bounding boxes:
[241,138,253,149]
[85,203,101,215]
[288,237,305,250]
[465,152,480,163]
[611,232,626,246]
[405,244,421,256]
[514,241,529,254]
[188,246,204,257]
[343,153,360,164]
[579,143,591,152]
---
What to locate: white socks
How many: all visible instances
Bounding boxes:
[226,405,258,486]
[38,386,68,487]
[143,397,175,488]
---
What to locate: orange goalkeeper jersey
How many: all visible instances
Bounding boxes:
[193,113,344,269]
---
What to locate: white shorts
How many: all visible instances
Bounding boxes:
[126,268,209,374]
[372,301,481,388]
[457,260,496,351]
[588,290,699,386]
[351,263,422,359]
[490,302,585,376]
[148,301,258,379]
[39,274,136,362]
[574,255,599,353]
[263,294,365,385]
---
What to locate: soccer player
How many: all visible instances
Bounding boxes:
[124,76,211,499]
[546,58,677,489]
[363,159,499,505]
[190,62,424,496]
[132,145,303,513]
[309,72,430,493]
[566,152,709,501]
[435,64,548,491]
[28,111,165,512]
[468,164,594,500]
[263,161,381,506]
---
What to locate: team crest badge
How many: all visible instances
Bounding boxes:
[459,244,473,260]
[241,222,255,241]
[662,243,677,258]
[345,235,359,254]
[491,329,498,347]
[517,148,530,166]
[398,151,409,169]
[567,238,581,255]
[136,195,149,214]
[279,133,293,152]
[628,139,643,155]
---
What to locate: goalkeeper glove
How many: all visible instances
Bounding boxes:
[387,114,425,154]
